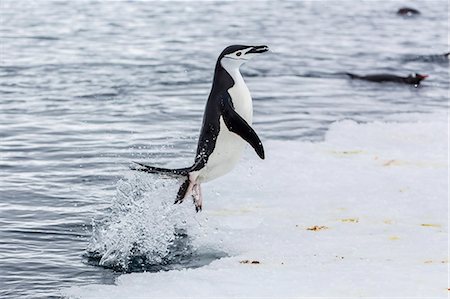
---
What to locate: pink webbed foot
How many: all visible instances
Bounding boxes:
[192,184,203,212]
[175,177,195,205]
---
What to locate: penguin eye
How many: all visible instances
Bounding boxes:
[236,52,242,57]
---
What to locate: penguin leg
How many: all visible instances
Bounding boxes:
[174,173,198,205]
[175,178,190,204]
[192,184,203,212]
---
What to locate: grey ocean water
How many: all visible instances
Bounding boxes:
[0,1,448,298]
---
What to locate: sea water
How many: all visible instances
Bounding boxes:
[0,1,448,298]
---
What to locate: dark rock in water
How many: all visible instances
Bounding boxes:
[397,7,420,16]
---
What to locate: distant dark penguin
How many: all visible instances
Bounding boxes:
[132,45,269,211]
[346,73,428,86]
[403,52,449,63]
[397,7,420,15]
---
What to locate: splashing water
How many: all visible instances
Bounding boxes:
[85,172,197,272]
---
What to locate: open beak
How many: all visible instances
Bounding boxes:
[247,45,269,54]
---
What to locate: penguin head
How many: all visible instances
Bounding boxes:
[219,45,269,70]
[406,73,428,85]
[397,7,420,16]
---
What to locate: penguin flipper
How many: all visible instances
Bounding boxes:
[220,94,265,160]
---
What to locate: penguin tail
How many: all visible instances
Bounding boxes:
[131,162,190,177]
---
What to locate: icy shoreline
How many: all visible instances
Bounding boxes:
[64,114,448,298]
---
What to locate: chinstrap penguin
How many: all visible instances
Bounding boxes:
[346,72,428,86]
[133,45,269,212]
[397,7,420,16]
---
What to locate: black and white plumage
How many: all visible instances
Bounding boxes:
[133,45,269,211]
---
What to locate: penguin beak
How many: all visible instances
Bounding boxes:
[417,74,429,80]
[247,45,269,54]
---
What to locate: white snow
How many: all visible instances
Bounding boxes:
[63,113,448,299]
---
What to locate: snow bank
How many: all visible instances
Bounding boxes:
[64,114,448,298]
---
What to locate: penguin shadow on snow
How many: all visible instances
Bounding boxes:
[84,229,228,273]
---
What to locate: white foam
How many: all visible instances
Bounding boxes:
[86,173,198,271]
[63,113,448,298]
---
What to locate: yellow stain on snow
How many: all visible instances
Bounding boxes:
[383,159,406,167]
[423,260,448,264]
[388,236,400,240]
[383,219,394,224]
[306,225,329,231]
[341,218,359,223]
[420,223,441,228]
[382,159,445,168]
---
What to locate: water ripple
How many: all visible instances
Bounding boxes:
[0,0,448,298]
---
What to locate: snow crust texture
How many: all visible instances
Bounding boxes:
[64,115,448,298]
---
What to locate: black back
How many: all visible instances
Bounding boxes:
[191,45,251,171]
[360,74,405,83]
[347,73,426,85]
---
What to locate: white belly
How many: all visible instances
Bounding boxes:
[197,72,253,183]
[198,117,246,182]
[228,71,253,122]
